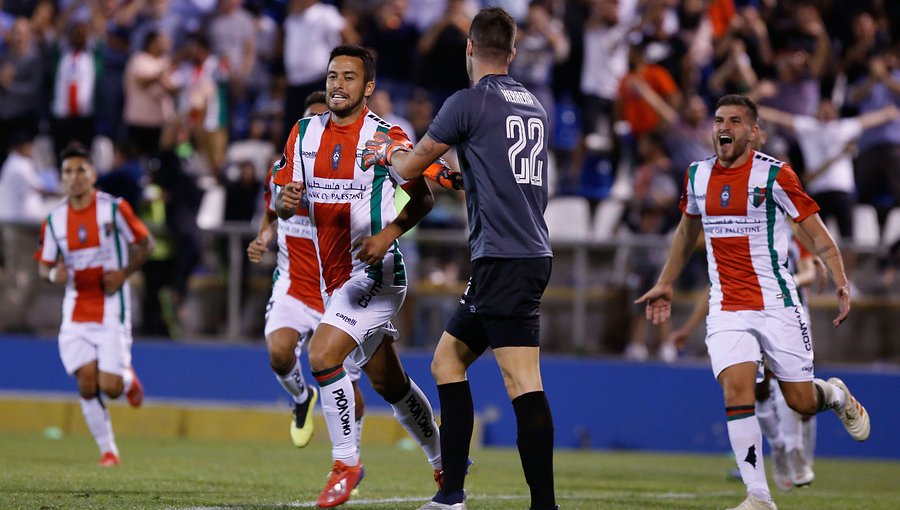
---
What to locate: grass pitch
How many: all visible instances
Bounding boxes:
[1,432,898,510]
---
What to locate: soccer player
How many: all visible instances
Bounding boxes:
[636,94,870,510]
[274,46,443,508]
[36,142,153,466]
[247,91,367,450]
[363,8,558,510]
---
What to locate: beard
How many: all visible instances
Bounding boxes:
[328,93,365,118]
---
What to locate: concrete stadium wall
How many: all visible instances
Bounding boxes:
[1,335,898,459]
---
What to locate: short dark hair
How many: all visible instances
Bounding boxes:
[715,94,759,124]
[304,90,327,109]
[59,141,91,164]
[329,45,375,83]
[469,7,516,64]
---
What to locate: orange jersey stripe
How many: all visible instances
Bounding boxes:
[314,201,353,295]
[117,199,149,242]
[273,123,301,187]
[67,199,100,250]
[705,164,750,217]
[286,236,324,312]
[72,267,105,322]
[711,236,764,310]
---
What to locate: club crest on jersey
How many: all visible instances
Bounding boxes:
[749,187,767,208]
[331,144,342,170]
[77,224,87,244]
[720,184,731,208]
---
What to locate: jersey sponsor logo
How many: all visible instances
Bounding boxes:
[404,393,435,438]
[335,312,357,326]
[102,222,113,238]
[357,280,383,308]
[720,184,731,208]
[301,150,317,158]
[802,364,814,373]
[331,144,342,170]
[749,187,767,208]
[332,387,352,437]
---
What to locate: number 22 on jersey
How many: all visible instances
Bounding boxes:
[506,115,544,186]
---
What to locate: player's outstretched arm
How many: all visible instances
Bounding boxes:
[364,132,451,182]
[797,213,850,326]
[635,214,702,325]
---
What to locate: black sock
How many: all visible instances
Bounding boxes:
[437,380,473,496]
[513,391,556,510]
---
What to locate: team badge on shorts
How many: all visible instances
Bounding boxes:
[720,184,731,208]
[749,187,767,208]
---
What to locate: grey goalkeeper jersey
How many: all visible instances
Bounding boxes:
[427,74,552,260]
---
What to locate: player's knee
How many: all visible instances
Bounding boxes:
[268,348,296,375]
[430,355,465,385]
[307,347,338,373]
[785,394,817,416]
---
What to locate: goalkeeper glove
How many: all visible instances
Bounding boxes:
[362,132,413,168]
[424,158,463,190]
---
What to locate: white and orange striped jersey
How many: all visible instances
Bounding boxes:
[679,150,820,312]
[272,109,411,296]
[264,168,324,313]
[36,191,149,325]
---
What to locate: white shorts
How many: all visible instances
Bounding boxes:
[320,273,405,367]
[264,292,361,382]
[58,321,132,376]
[705,305,815,382]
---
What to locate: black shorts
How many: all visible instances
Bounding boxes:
[445,257,552,355]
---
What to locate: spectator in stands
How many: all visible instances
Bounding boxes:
[50,19,100,159]
[0,132,45,221]
[208,0,256,139]
[226,115,276,182]
[362,0,420,116]
[171,33,229,177]
[616,38,682,147]
[93,0,144,141]
[123,30,176,158]
[96,140,147,210]
[638,0,686,88]
[509,0,569,136]
[369,89,415,142]
[224,160,260,223]
[758,100,899,241]
[0,17,41,162]
[282,0,358,138]
[849,45,900,227]
[406,87,435,142]
[838,10,890,86]
[416,0,471,109]
[129,0,182,55]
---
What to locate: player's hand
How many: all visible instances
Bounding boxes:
[49,261,68,284]
[635,284,673,325]
[247,237,268,264]
[362,132,412,169]
[423,158,463,190]
[666,329,690,351]
[102,270,127,295]
[353,232,393,266]
[280,181,304,212]
[833,284,850,327]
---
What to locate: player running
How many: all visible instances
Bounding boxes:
[274,46,446,508]
[36,142,153,466]
[637,94,870,510]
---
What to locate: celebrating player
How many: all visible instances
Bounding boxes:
[636,94,870,510]
[363,8,558,510]
[36,142,153,466]
[274,46,443,508]
[248,91,367,451]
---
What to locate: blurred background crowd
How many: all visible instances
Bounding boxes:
[0,0,899,364]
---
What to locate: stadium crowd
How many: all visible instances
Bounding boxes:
[0,0,899,353]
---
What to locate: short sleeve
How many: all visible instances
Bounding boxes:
[35,217,58,266]
[773,164,820,222]
[273,122,301,187]
[678,165,701,217]
[115,199,149,244]
[426,89,475,146]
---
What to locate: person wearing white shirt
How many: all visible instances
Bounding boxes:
[0,135,44,222]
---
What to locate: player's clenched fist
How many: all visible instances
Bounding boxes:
[362,132,412,168]
[424,157,464,190]
[281,181,304,211]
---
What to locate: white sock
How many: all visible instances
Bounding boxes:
[80,396,118,456]
[726,408,770,501]
[813,378,847,412]
[755,396,783,449]
[276,359,309,404]
[802,416,816,464]
[773,384,802,452]
[356,415,364,453]
[314,365,358,465]
[388,375,441,470]
[122,368,134,394]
